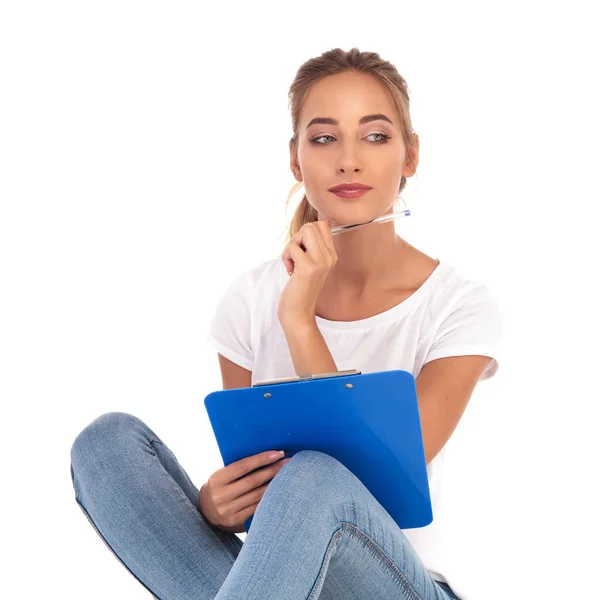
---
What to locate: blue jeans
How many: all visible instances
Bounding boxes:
[70,412,462,600]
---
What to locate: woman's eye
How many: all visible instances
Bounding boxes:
[366,133,390,143]
[310,133,390,144]
[311,134,336,144]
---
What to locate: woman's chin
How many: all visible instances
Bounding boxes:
[324,209,381,228]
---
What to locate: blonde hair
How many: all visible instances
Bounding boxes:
[283,47,418,245]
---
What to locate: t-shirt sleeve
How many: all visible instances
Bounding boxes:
[424,284,503,381]
[205,271,253,372]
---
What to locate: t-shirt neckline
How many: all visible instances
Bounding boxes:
[278,258,446,331]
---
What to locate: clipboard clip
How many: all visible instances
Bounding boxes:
[253,369,361,387]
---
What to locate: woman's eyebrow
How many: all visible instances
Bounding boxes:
[305,113,394,129]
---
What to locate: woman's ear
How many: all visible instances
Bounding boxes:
[402,132,420,178]
[289,141,303,182]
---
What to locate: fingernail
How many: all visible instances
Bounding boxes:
[269,451,285,459]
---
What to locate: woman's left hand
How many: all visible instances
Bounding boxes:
[277,221,338,329]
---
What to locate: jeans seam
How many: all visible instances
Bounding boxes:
[148,438,242,560]
[306,525,344,600]
[340,521,426,600]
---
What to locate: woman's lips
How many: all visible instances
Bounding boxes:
[330,188,371,199]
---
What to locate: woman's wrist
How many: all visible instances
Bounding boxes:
[279,314,317,335]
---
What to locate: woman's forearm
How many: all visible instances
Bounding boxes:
[281,319,338,376]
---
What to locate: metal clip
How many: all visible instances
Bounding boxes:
[253,369,360,387]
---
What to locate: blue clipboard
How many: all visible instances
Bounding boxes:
[203,369,433,533]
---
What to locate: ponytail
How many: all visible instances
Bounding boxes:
[284,185,318,245]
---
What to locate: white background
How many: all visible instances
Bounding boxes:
[1,1,598,598]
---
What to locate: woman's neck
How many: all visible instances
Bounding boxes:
[324,223,414,293]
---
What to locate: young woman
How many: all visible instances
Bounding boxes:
[70,48,502,600]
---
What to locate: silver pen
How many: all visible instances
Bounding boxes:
[330,209,411,236]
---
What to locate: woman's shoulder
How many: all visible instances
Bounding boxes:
[244,256,285,286]
[226,257,286,302]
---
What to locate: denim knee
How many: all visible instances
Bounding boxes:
[291,450,349,475]
[70,411,144,472]
[281,450,354,499]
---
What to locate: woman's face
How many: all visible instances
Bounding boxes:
[290,71,417,226]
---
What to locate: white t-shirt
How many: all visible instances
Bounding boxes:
[206,256,503,600]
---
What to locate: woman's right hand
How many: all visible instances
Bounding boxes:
[199,450,291,533]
